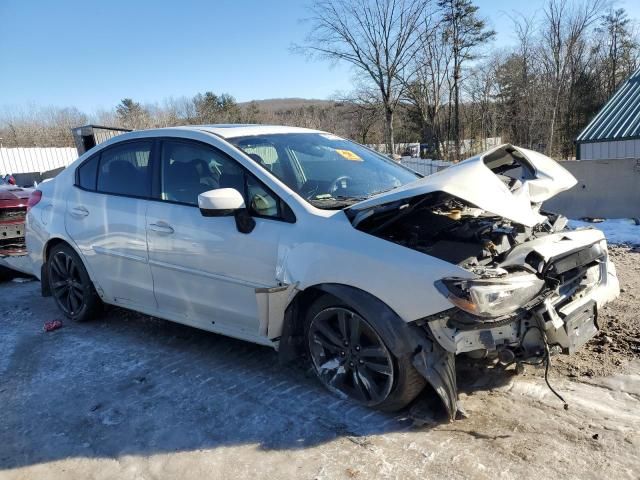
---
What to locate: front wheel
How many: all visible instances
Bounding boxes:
[306,295,425,411]
[48,243,101,322]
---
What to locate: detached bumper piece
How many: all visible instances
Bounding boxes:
[543,299,598,354]
[412,342,457,421]
[565,301,598,354]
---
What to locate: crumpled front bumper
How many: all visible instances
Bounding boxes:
[412,344,457,420]
[414,236,620,420]
[542,256,619,353]
[427,233,620,355]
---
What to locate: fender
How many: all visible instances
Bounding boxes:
[279,283,458,420]
[40,237,104,300]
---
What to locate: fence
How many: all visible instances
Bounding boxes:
[0,147,78,176]
[400,157,452,175]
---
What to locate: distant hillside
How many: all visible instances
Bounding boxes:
[239,98,337,112]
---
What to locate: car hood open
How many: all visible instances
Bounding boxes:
[347,144,577,228]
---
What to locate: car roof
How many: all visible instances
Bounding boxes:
[175,124,325,138]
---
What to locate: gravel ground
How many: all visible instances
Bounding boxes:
[555,246,640,377]
[1,249,639,480]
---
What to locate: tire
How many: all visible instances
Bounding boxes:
[305,294,425,412]
[47,243,101,322]
[0,265,13,282]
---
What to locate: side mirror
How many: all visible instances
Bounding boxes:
[198,188,255,234]
[198,188,245,215]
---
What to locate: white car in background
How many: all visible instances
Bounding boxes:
[26,125,619,418]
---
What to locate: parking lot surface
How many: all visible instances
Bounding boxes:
[1,248,639,479]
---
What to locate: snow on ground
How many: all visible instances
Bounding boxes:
[2,248,640,480]
[569,219,640,246]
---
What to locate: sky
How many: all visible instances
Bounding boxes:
[1,0,639,114]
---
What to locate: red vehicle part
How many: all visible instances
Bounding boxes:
[0,185,32,256]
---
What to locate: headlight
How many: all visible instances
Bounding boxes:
[435,273,545,318]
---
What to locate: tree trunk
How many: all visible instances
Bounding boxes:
[421,117,430,145]
[384,108,395,156]
[453,68,460,162]
[548,84,561,156]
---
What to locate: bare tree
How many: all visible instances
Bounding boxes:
[541,0,604,156]
[0,105,86,147]
[338,85,384,144]
[301,0,431,154]
[5,0,640,160]
[402,16,452,157]
[493,13,547,149]
[438,0,495,160]
[464,57,499,153]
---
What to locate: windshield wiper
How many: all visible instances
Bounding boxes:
[332,195,369,202]
[308,190,398,210]
[308,196,363,210]
[366,186,399,197]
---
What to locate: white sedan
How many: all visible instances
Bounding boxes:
[26,125,619,418]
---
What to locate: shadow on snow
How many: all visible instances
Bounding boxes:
[0,280,513,469]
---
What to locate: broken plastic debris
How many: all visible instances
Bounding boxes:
[43,320,63,332]
[455,406,469,420]
[11,277,33,283]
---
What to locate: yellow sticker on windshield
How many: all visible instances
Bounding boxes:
[336,149,363,161]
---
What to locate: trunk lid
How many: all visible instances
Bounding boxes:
[0,186,32,204]
[348,144,576,228]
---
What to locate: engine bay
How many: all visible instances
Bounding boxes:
[354,191,567,270]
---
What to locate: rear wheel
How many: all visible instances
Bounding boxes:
[48,243,101,322]
[0,265,13,282]
[306,295,425,411]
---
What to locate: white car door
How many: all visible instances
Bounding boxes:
[145,138,295,341]
[66,140,156,310]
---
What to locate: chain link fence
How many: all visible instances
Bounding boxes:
[399,157,452,175]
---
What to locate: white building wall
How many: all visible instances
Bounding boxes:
[579,139,640,160]
[0,147,78,175]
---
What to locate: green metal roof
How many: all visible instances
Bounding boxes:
[577,67,640,143]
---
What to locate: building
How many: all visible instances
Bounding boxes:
[576,66,640,160]
[72,124,131,155]
[0,147,79,185]
[0,125,131,186]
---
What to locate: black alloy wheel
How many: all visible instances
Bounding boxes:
[308,306,395,407]
[50,250,84,316]
[48,243,100,322]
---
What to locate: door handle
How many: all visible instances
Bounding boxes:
[70,206,89,218]
[149,222,174,234]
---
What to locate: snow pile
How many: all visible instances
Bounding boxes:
[569,219,640,246]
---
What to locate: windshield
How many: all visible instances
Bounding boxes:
[230,133,419,209]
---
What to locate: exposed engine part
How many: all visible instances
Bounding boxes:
[349,156,615,415]
[356,192,569,270]
[497,347,516,365]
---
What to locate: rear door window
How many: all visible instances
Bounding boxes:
[96,142,152,197]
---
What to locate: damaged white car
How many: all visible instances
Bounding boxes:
[26,125,619,418]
